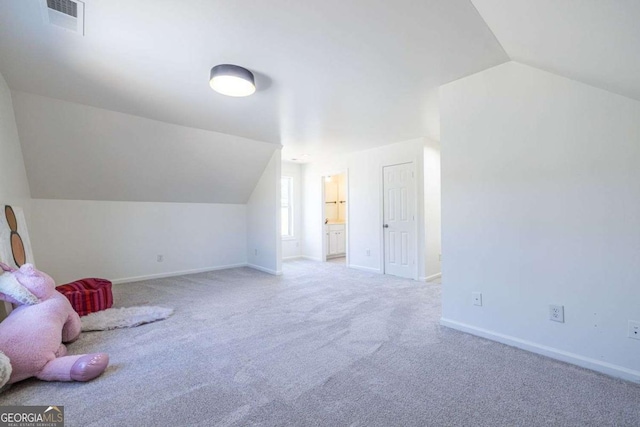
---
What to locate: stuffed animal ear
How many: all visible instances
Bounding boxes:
[0,271,39,305]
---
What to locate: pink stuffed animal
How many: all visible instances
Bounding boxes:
[0,263,109,384]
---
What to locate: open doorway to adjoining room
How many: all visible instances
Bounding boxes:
[322,172,348,265]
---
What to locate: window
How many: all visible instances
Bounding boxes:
[281,176,294,238]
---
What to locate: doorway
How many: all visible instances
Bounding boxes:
[382,162,416,279]
[322,172,348,264]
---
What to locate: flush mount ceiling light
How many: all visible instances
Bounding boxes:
[209,64,256,97]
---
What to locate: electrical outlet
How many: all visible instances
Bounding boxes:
[629,320,640,340]
[366,249,371,256]
[549,305,564,323]
[254,249,258,256]
[472,292,482,306]
[439,253,442,262]
[156,255,164,262]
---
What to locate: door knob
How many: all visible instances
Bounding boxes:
[383,224,389,228]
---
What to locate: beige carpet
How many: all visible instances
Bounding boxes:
[1,259,639,426]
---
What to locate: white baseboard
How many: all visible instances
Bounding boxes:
[421,273,442,282]
[348,264,382,274]
[301,255,322,262]
[247,264,282,276]
[282,255,303,260]
[440,318,640,384]
[112,263,249,284]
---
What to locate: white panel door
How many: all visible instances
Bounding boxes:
[383,163,415,279]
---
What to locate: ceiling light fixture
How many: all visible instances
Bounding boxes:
[209,64,256,97]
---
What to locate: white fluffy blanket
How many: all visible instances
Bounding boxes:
[0,351,11,390]
[81,306,174,331]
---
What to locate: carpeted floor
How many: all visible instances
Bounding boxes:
[1,260,639,426]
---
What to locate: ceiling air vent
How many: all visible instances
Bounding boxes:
[47,0,78,17]
[40,0,85,35]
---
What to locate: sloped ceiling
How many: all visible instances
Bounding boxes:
[0,0,508,165]
[12,91,276,204]
[471,0,640,101]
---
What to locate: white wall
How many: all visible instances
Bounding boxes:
[440,61,640,382]
[0,74,30,209]
[247,151,282,275]
[424,142,442,279]
[349,139,426,277]
[281,161,302,259]
[3,78,283,287]
[0,71,31,318]
[29,199,247,285]
[6,87,287,285]
[302,139,431,279]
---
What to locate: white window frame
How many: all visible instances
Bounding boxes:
[281,176,294,239]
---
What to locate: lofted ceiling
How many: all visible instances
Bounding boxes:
[2,1,636,204]
[471,0,640,102]
[0,0,508,162]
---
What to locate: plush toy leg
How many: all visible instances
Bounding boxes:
[36,356,80,381]
[36,353,108,382]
